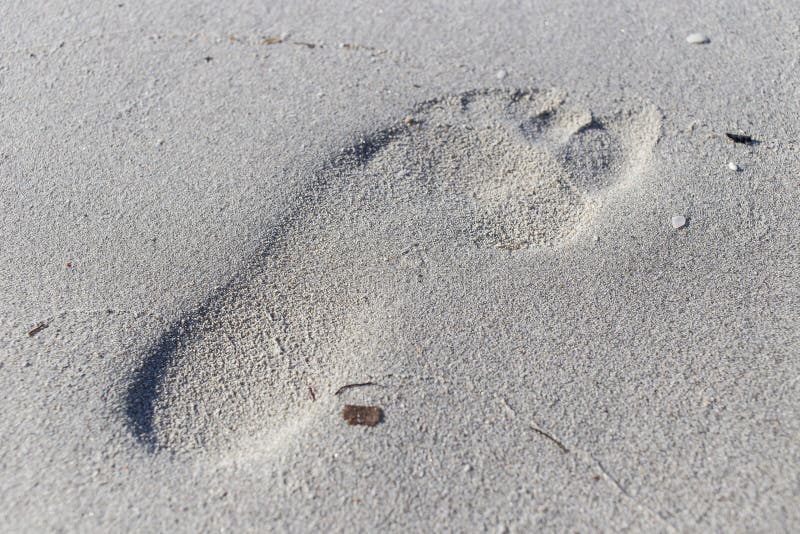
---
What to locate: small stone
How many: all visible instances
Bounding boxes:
[671,215,687,229]
[496,69,507,80]
[463,464,473,473]
[686,33,710,45]
[727,162,740,171]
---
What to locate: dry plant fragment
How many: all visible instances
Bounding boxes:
[342,405,383,426]
[27,322,48,337]
[334,381,378,396]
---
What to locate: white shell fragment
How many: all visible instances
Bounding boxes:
[671,215,688,229]
[727,162,740,171]
[686,33,711,45]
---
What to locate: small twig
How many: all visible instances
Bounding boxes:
[334,381,379,396]
[26,322,48,337]
[526,418,676,531]
[528,421,677,531]
[307,385,316,401]
[530,423,569,453]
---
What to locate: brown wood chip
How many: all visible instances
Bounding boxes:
[342,404,383,426]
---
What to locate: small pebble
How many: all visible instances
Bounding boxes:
[496,69,507,80]
[671,215,687,229]
[727,162,740,171]
[686,33,710,45]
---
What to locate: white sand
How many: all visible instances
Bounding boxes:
[2,1,799,531]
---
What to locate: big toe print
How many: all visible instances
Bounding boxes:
[126,88,661,455]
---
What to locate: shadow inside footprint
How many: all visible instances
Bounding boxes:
[125,88,661,455]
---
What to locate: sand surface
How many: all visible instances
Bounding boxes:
[2,1,799,531]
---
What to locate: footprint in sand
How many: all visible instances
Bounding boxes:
[125,88,661,454]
